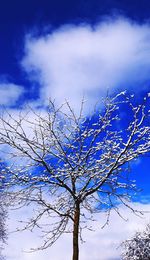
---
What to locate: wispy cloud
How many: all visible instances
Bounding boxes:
[22,17,150,111]
[4,203,150,260]
[0,83,24,106]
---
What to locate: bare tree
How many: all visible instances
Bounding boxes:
[121,224,150,260]
[0,92,150,260]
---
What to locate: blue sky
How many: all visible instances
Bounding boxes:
[1,0,150,95]
[1,0,150,259]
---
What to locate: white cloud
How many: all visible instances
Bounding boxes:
[4,203,150,260]
[22,17,150,112]
[0,83,24,106]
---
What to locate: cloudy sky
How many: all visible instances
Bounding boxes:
[1,0,150,259]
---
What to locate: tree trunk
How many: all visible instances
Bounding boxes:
[72,202,80,260]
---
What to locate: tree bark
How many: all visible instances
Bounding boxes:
[72,202,80,260]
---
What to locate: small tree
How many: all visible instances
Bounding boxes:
[121,224,150,260]
[0,93,150,260]
[0,192,7,260]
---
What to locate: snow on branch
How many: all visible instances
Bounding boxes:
[0,92,150,250]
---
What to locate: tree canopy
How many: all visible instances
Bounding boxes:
[0,92,150,260]
[121,224,150,260]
